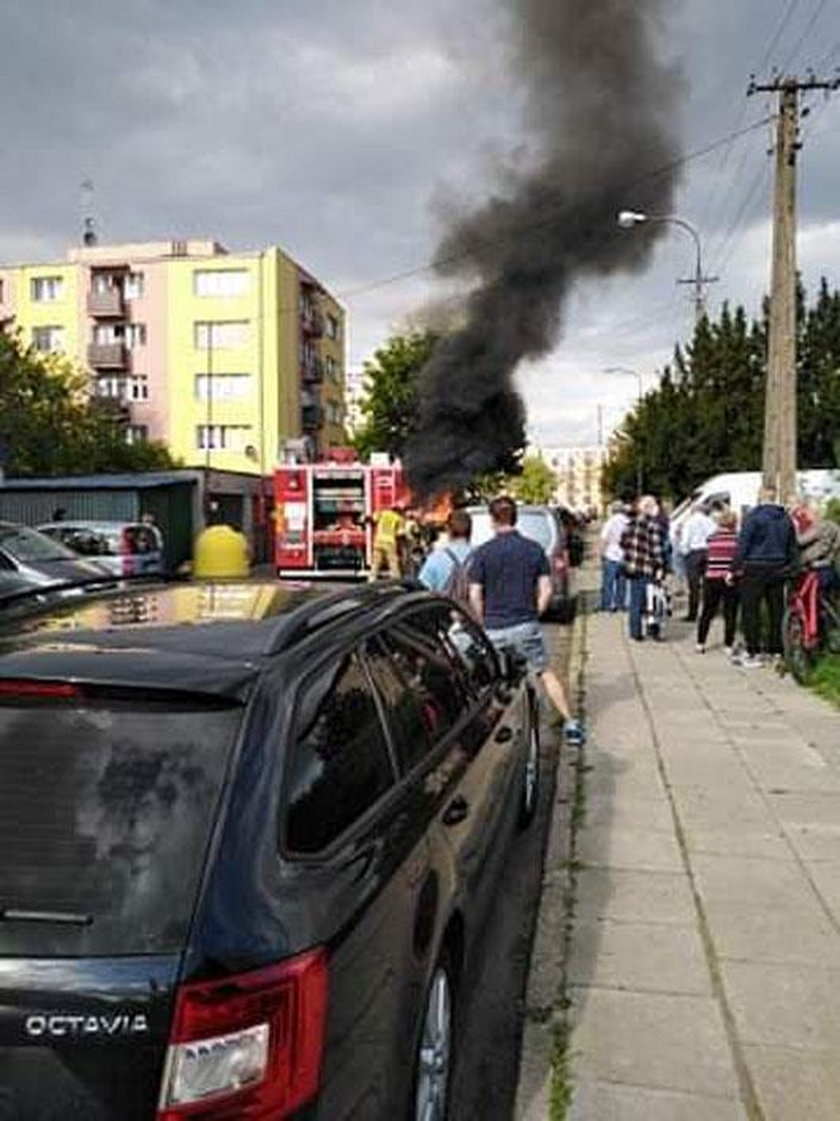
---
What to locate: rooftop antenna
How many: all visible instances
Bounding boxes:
[80,179,97,246]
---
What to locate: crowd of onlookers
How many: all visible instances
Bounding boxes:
[599,487,840,668]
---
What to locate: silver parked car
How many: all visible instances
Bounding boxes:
[37,520,165,577]
[0,522,112,587]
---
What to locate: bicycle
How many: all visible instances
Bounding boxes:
[782,569,840,684]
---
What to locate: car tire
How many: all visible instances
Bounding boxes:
[412,948,456,1121]
[518,698,541,830]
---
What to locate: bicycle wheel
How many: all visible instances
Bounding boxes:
[783,606,815,685]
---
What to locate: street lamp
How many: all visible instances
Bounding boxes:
[616,210,717,323]
[604,365,644,496]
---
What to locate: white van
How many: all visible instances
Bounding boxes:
[670,469,840,537]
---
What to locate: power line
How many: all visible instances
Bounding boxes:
[697,0,802,238]
[336,115,773,304]
[713,162,772,277]
[779,0,830,72]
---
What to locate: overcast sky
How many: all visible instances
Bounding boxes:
[2,0,839,449]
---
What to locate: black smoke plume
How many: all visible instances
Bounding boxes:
[405,0,682,499]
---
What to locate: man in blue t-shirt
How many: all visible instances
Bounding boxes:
[418,509,473,596]
[468,496,584,745]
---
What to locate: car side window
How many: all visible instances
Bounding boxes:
[362,636,431,774]
[446,608,499,695]
[398,606,475,708]
[285,652,396,855]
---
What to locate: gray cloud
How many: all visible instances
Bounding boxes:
[0,0,838,452]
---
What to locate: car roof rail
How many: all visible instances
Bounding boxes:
[264,580,425,655]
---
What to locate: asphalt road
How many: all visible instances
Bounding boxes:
[450,623,573,1121]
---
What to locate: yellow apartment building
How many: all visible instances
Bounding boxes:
[0,239,346,474]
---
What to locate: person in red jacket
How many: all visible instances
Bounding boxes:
[696,510,740,654]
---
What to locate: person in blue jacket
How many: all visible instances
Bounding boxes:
[732,486,798,667]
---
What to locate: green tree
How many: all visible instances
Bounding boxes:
[603,281,840,501]
[508,455,557,504]
[353,332,437,460]
[0,332,175,477]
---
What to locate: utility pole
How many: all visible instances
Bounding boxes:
[748,72,839,501]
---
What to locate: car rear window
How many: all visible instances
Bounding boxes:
[0,692,242,956]
[468,511,554,552]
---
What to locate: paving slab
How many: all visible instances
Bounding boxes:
[682,826,792,861]
[573,867,696,926]
[703,898,840,966]
[569,1081,748,1121]
[722,960,840,1049]
[568,919,710,995]
[568,988,741,1099]
[690,852,818,911]
[575,825,683,872]
[743,1044,840,1121]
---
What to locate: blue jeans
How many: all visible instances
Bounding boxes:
[600,559,626,611]
[628,576,652,639]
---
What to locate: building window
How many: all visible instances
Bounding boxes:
[194,270,249,298]
[194,321,250,350]
[30,276,64,302]
[326,400,343,426]
[196,424,252,451]
[124,272,145,300]
[326,314,340,340]
[194,373,251,401]
[126,323,146,348]
[325,355,342,383]
[92,323,146,348]
[126,425,148,445]
[97,376,148,401]
[31,325,65,353]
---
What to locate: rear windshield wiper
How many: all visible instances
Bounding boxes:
[1,907,93,926]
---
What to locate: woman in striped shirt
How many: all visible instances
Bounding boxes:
[696,509,740,653]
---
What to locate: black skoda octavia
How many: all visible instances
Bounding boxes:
[0,580,542,1121]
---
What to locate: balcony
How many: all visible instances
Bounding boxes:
[88,342,128,369]
[301,404,323,432]
[301,356,324,385]
[87,288,125,317]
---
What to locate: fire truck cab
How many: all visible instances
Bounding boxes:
[274,451,409,579]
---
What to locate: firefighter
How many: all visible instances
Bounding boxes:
[369,504,406,581]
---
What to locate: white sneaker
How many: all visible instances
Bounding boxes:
[735,653,763,669]
[724,645,733,657]
[695,643,705,654]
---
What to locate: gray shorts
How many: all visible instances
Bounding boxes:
[485,621,550,674]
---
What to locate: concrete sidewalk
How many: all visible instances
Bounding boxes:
[517,611,840,1121]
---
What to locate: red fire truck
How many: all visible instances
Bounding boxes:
[274,453,410,578]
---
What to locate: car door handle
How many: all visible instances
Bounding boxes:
[442,796,469,827]
[495,727,514,744]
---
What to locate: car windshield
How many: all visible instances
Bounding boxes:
[0,693,242,956]
[0,525,80,564]
[469,511,554,552]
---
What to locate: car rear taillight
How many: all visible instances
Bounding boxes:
[0,680,80,699]
[157,949,328,1121]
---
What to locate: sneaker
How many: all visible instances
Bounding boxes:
[564,718,585,746]
[695,643,705,654]
[734,653,763,669]
[724,645,734,657]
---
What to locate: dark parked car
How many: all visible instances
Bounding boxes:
[0,579,541,1121]
[466,503,577,623]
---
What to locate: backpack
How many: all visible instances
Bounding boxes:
[442,548,471,607]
